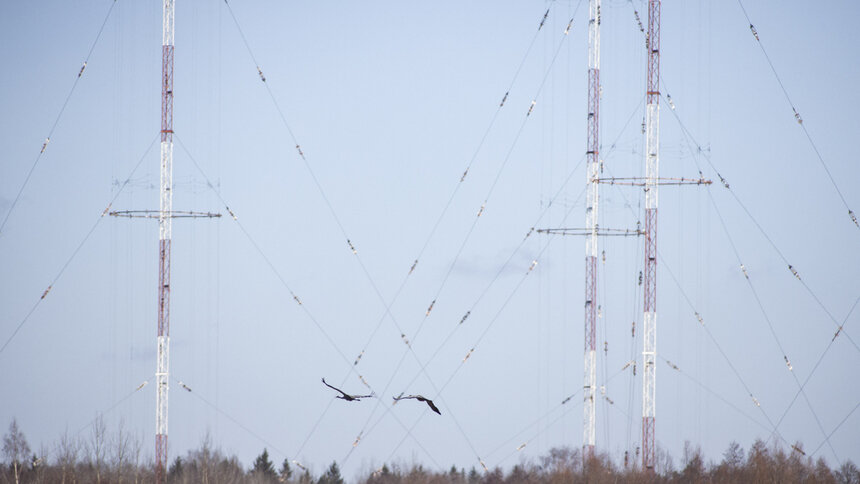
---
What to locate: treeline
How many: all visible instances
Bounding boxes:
[2,418,858,483]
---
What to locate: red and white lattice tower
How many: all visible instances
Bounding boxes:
[642,0,660,471]
[583,0,601,460]
[156,0,174,481]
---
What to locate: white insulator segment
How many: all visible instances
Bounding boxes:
[645,104,660,210]
[156,335,170,435]
[162,0,175,46]
[159,142,174,241]
[642,311,656,419]
[583,349,596,448]
[588,0,600,70]
[517,443,526,451]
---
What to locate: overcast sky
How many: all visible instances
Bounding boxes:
[1,0,858,478]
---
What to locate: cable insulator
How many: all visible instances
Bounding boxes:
[749,24,760,41]
[527,100,536,116]
[477,203,486,217]
[849,210,859,228]
[788,264,801,281]
[135,380,149,392]
[409,259,418,275]
[401,333,410,347]
[695,312,704,326]
[527,260,537,273]
[602,250,606,263]
[564,18,573,35]
[539,8,549,30]
[257,66,266,82]
[833,326,843,342]
[295,144,304,158]
[561,395,572,404]
[462,348,474,363]
[101,203,112,217]
[178,381,192,392]
[516,443,526,451]
[784,356,793,371]
[347,239,357,255]
[524,227,534,240]
[292,294,302,305]
[460,168,469,182]
[631,321,635,338]
[499,92,509,107]
[426,299,436,316]
[638,271,643,285]
[633,362,637,376]
[226,206,237,220]
[459,311,471,325]
[352,432,362,447]
[78,61,87,78]
[293,461,307,471]
[40,285,52,300]
[792,107,803,124]
[666,360,679,371]
[667,94,676,110]
[633,10,644,32]
[621,360,634,371]
[751,395,761,407]
[791,444,806,456]
[358,375,371,389]
[740,263,750,279]
[605,396,614,405]
[353,350,364,366]
[480,460,488,472]
[40,138,50,154]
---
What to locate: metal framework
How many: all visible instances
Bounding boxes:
[642,0,660,471]
[583,0,601,460]
[156,1,175,481]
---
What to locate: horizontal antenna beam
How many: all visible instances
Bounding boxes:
[110,210,221,219]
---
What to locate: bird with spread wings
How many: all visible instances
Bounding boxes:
[393,393,441,415]
[321,378,374,401]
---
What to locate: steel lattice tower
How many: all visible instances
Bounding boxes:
[583,0,601,460]
[156,0,175,481]
[642,0,660,471]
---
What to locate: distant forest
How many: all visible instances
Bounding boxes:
[2,418,858,483]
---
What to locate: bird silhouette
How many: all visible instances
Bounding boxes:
[321,378,373,401]
[393,394,441,415]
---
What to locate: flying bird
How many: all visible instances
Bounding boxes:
[393,394,441,415]
[321,378,373,401]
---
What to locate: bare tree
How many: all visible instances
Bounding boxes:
[85,416,108,484]
[55,428,81,484]
[2,419,31,484]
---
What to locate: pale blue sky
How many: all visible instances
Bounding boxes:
[1,0,858,478]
